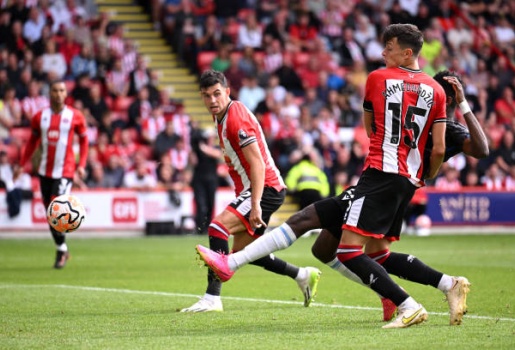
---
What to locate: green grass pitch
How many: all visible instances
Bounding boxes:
[1,234,514,349]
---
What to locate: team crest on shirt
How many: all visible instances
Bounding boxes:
[238,129,249,141]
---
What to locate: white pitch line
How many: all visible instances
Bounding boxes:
[2,283,514,323]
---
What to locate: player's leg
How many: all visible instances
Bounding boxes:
[199,188,355,273]
[180,210,238,313]
[40,176,72,269]
[336,170,427,328]
[366,240,471,325]
[196,188,321,306]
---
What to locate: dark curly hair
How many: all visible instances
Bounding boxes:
[433,70,465,108]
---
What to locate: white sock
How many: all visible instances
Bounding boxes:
[294,267,308,282]
[228,223,298,271]
[326,257,365,286]
[399,296,420,310]
[57,243,68,252]
[203,293,221,302]
[437,274,454,293]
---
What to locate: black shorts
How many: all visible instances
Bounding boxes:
[343,168,416,241]
[228,187,286,236]
[39,176,73,208]
[314,187,356,239]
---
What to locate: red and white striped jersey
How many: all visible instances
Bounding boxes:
[31,106,87,179]
[215,100,285,195]
[142,115,166,143]
[363,66,447,183]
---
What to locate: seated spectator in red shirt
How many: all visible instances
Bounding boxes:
[288,11,318,52]
[494,86,515,127]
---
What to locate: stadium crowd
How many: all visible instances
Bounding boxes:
[1,0,515,207]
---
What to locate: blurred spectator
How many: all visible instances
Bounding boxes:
[71,73,93,106]
[447,17,473,53]
[71,44,97,80]
[105,57,129,99]
[41,39,67,79]
[73,14,93,47]
[23,6,46,44]
[302,87,324,117]
[21,80,49,123]
[222,53,245,97]
[8,0,29,24]
[0,152,32,218]
[170,105,191,147]
[97,110,121,143]
[6,52,21,85]
[285,148,330,209]
[318,0,344,50]
[495,129,515,174]
[493,15,515,48]
[211,44,231,72]
[126,86,151,132]
[262,9,290,48]
[86,161,113,188]
[123,160,157,190]
[494,86,515,127]
[237,10,262,50]
[1,86,22,130]
[128,55,151,97]
[504,165,515,191]
[315,106,339,143]
[289,11,318,52]
[0,10,12,46]
[238,74,265,112]
[267,74,287,104]
[154,119,181,160]
[59,29,81,70]
[156,161,183,206]
[388,0,412,24]
[162,0,183,45]
[6,20,28,60]
[213,0,239,21]
[84,83,108,126]
[104,153,125,188]
[195,14,220,52]
[337,27,365,68]
[262,39,283,74]
[353,13,377,49]
[169,136,190,173]
[435,165,463,190]
[481,163,504,190]
[141,105,166,145]
[273,54,304,96]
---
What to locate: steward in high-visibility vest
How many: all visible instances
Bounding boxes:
[285,152,330,209]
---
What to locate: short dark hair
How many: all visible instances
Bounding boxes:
[382,23,424,56]
[199,70,228,90]
[49,79,66,89]
[433,70,464,108]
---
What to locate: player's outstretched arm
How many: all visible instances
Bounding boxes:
[444,76,489,158]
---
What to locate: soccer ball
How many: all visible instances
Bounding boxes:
[47,194,86,233]
[414,214,432,237]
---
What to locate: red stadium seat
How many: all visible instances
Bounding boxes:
[112,96,134,112]
[197,51,217,73]
[10,127,32,145]
[292,52,310,69]
[0,144,19,164]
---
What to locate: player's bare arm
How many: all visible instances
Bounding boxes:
[427,121,446,179]
[241,141,266,229]
[444,76,489,158]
